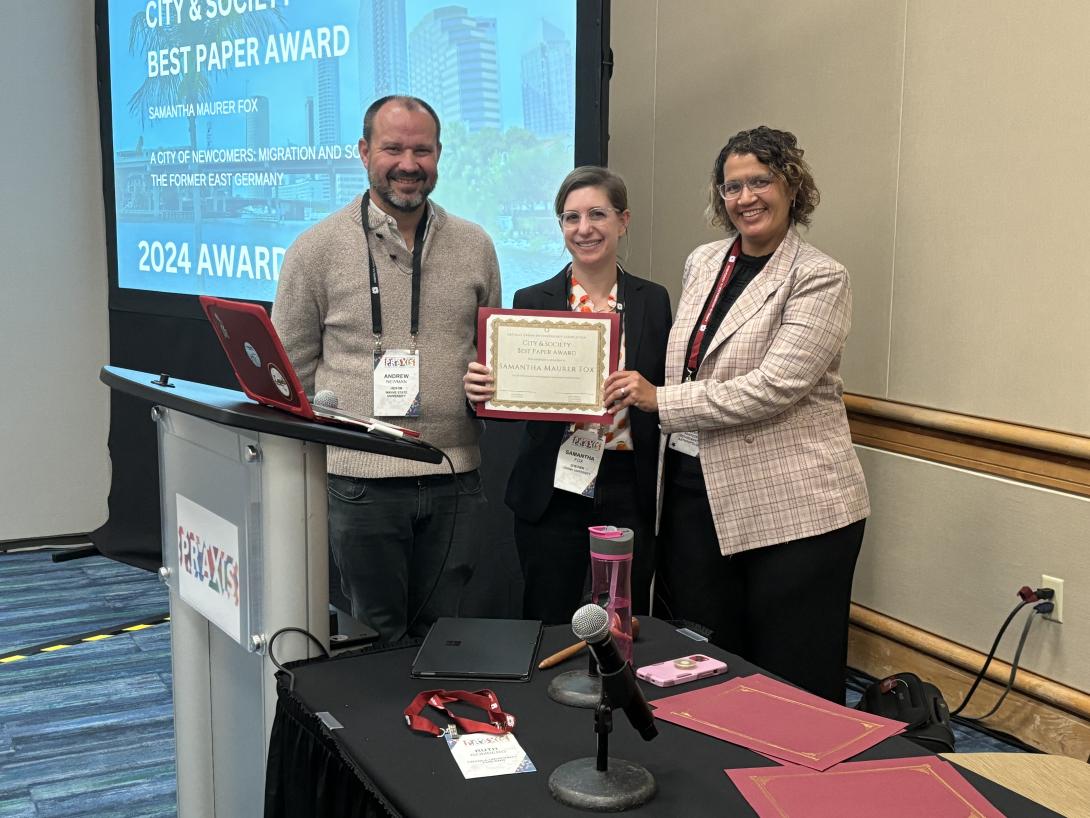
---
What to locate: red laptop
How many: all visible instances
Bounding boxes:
[199,296,419,438]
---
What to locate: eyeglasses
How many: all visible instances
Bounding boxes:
[717,174,777,199]
[558,207,621,228]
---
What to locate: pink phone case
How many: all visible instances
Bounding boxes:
[635,654,728,687]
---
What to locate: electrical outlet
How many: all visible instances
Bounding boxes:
[1041,575,1064,623]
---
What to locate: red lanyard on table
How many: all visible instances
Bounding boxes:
[404,688,516,737]
[685,237,742,380]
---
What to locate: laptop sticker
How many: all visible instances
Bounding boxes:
[213,312,230,339]
[268,364,292,398]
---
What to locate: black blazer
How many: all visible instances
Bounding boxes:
[504,267,673,524]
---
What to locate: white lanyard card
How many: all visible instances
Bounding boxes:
[373,349,421,417]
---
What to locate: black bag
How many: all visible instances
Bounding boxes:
[856,672,956,753]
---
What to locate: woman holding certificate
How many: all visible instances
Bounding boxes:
[465,167,672,625]
[603,127,870,702]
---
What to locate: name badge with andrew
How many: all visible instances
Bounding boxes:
[554,428,605,497]
[373,349,420,417]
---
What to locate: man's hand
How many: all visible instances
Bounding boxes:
[464,361,495,403]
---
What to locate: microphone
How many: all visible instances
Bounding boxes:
[571,603,657,741]
[312,389,339,409]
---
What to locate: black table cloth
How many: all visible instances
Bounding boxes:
[264,617,1058,817]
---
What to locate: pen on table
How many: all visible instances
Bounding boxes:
[538,616,641,670]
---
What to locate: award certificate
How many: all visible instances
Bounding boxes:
[475,308,620,423]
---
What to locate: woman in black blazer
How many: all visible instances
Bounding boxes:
[465,166,672,624]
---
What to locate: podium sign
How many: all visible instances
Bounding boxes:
[175,493,243,643]
[158,409,265,649]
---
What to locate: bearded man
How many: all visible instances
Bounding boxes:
[273,96,501,643]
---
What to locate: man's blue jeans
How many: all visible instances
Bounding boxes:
[327,470,486,643]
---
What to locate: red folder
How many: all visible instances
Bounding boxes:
[651,675,905,771]
[727,756,1005,817]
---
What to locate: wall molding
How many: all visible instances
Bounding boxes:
[845,395,1090,498]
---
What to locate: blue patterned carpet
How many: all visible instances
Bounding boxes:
[0,551,176,817]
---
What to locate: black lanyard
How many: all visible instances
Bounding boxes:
[360,192,429,350]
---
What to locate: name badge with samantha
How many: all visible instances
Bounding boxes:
[636,654,727,687]
[553,428,605,497]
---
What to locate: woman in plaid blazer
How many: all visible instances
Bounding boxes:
[604,127,869,702]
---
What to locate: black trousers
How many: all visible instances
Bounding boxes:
[326,470,487,644]
[657,450,865,703]
[515,450,654,625]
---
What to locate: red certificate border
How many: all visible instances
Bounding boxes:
[726,756,1005,818]
[474,307,621,423]
[650,675,905,771]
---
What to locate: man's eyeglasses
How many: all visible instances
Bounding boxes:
[717,174,777,199]
[558,207,621,228]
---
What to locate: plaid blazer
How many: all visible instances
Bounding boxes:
[657,226,869,555]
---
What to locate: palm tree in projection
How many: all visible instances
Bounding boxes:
[126,7,284,242]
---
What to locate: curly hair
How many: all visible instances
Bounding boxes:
[707,126,820,230]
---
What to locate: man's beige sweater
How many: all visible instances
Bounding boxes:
[272,196,501,477]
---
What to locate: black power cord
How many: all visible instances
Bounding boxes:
[959,601,1053,722]
[950,584,1053,717]
[950,597,1031,716]
[268,626,330,691]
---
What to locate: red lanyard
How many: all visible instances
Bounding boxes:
[404,689,516,737]
[685,237,741,378]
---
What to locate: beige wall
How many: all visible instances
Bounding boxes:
[0,2,110,540]
[611,1,1090,691]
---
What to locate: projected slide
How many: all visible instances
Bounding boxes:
[109,0,578,303]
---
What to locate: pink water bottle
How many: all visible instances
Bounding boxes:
[588,525,634,664]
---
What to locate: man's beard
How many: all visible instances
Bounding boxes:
[369,167,437,212]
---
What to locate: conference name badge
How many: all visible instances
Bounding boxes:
[443,728,536,779]
[668,430,699,457]
[554,428,605,497]
[373,349,420,417]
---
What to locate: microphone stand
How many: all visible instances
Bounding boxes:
[548,687,656,811]
[595,695,612,772]
[546,650,602,709]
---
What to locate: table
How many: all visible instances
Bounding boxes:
[942,752,1090,817]
[264,618,1060,816]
